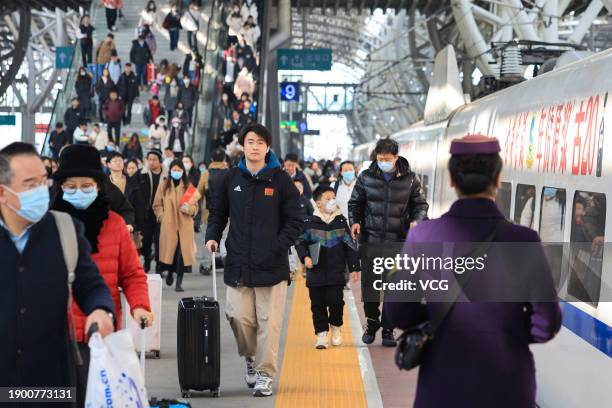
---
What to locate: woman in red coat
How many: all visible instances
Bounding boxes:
[51,144,153,407]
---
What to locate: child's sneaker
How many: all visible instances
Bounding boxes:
[330,325,342,346]
[315,331,328,349]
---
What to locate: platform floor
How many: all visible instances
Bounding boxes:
[141,235,418,407]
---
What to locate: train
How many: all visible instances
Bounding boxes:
[352,48,612,407]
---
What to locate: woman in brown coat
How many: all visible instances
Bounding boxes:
[96,35,116,66]
[153,159,200,291]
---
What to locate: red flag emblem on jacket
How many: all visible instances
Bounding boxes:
[264,188,274,196]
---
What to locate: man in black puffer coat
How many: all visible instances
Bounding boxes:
[348,138,428,347]
[205,124,302,397]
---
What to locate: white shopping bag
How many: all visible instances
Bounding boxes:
[85,330,149,408]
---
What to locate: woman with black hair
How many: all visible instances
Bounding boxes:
[153,159,200,291]
[122,133,144,161]
[384,134,561,408]
[75,67,94,119]
[50,145,152,407]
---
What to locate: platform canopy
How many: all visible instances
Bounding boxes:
[0,0,85,13]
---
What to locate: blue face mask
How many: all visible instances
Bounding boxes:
[3,185,49,223]
[342,171,355,183]
[63,189,98,210]
[377,161,394,173]
[106,145,115,152]
[171,170,183,180]
[199,167,206,173]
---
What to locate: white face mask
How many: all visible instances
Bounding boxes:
[324,199,337,214]
[182,161,192,171]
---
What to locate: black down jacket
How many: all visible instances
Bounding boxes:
[205,152,303,287]
[348,156,428,243]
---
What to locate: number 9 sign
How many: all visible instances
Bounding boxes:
[281,82,300,102]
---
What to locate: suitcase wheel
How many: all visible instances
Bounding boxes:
[181,389,191,398]
[154,350,160,359]
[211,388,220,398]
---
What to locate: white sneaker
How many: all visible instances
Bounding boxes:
[253,372,273,397]
[315,331,328,349]
[245,357,256,388]
[331,325,342,346]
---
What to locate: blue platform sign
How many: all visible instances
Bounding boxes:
[277,49,332,71]
[0,115,16,126]
[280,82,300,102]
[56,47,73,69]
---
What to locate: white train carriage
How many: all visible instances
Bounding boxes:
[354,48,612,408]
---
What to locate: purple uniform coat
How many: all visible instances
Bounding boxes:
[385,198,562,408]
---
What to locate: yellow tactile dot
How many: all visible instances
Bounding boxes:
[276,274,367,408]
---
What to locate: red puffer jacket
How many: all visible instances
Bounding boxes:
[72,211,150,342]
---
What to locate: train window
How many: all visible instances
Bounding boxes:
[539,187,566,288]
[421,174,429,198]
[496,182,512,219]
[568,191,606,306]
[514,184,536,228]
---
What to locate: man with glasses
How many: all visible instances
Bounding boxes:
[0,142,114,399]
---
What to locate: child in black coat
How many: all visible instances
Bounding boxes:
[296,185,360,349]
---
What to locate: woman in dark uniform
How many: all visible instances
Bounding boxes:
[385,134,562,408]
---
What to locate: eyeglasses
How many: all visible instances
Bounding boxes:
[61,185,96,195]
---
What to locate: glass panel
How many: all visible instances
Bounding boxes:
[568,191,606,306]
[514,184,536,228]
[539,187,567,288]
[496,182,512,219]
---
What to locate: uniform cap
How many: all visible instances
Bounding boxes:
[450,134,501,155]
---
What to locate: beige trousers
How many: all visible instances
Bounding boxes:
[225,281,288,377]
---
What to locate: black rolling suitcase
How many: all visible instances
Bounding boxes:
[177,255,221,398]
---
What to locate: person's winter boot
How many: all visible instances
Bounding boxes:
[382,328,397,347]
[143,257,151,273]
[175,273,184,292]
[362,318,380,344]
[330,325,342,346]
[315,332,329,349]
[166,270,174,287]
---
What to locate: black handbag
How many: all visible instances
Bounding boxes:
[395,219,509,370]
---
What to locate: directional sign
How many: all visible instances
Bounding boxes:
[277,49,332,71]
[56,47,74,69]
[0,115,16,126]
[280,82,300,101]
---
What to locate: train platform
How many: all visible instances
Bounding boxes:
[142,237,417,407]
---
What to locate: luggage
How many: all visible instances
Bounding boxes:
[147,63,158,84]
[177,255,220,398]
[122,274,163,358]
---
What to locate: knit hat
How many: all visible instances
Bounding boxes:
[53,144,107,182]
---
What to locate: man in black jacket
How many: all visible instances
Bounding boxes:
[205,124,302,397]
[348,138,428,347]
[129,35,152,90]
[63,98,84,144]
[117,63,139,125]
[140,150,166,272]
[283,153,312,199]
[0,143,114,404]
[178,76,198,127]
[49,122,69,160]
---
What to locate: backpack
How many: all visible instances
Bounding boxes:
[50,211,81,363]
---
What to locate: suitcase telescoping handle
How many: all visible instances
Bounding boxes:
[140,317,147,379]
[211,249,218,301]
[87,322,99,339]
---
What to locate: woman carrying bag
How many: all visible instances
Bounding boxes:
[50,144,153,407]
[153,159,200,292]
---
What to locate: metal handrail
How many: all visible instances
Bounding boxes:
[40,2,99,155]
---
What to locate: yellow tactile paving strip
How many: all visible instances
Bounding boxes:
[275,274,368,408]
